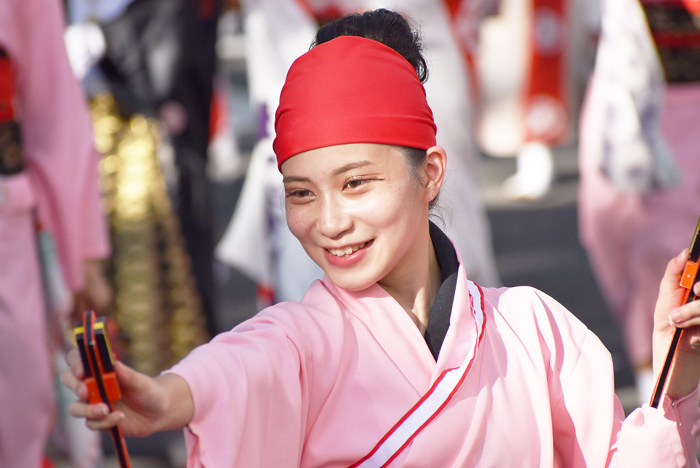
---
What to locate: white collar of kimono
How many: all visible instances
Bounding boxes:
[350,278,486,468]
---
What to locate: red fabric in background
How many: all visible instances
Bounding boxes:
[442,0,482,99]
[0,52,16,123]
[524,0,568,144]
[642,0,700,49]
[685,0,700,14]
[273,36,437,169]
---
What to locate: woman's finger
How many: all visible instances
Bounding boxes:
[66,348,84,379]
[85,411,125,431]
[669,316,700,328]
[660,250,688,295]
[60,368,79,393]
[670,316,700,329]
[114,361,134,386]
[69,400,110,420]
[114,360,156,398]
[669,302,700,328]
[655,250,694,333]
[60,369,91,402]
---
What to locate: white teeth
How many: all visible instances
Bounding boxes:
[328,242,367,257]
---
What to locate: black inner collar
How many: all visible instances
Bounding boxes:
[423,222,459,360]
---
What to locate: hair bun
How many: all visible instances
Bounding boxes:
[313,9,428,84]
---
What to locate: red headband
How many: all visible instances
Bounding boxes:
[273,36,437,170]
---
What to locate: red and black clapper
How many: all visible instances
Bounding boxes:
[650,216,700,408]
[74,310,132,468]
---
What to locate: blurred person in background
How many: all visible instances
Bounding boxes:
[63,0,214,386]
[216,0,323,306]
[579,0,700,405]
[65,0,223,339]
[0,0,111,465]
[477,0,598,200]
[217,0,501,308]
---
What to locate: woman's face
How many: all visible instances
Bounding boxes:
[281,143,434,291]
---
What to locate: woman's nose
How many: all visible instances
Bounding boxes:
[317,194,352,239]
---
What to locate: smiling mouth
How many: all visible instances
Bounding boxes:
[326,241,369,257]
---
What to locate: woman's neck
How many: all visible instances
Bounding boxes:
[379,236,442,334]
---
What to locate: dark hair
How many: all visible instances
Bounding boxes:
[396,146,440,211]
[312,9,428,84]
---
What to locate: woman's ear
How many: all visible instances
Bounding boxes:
[424,146,447,200]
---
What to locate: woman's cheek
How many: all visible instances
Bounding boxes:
[285,205,312,239]
[358,191,407,226]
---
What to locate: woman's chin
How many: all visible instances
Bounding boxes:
[324,271,377,292]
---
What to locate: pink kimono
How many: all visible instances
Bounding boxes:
[170,254,700,467]
[0,0,109,465]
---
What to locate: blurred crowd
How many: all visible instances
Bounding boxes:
[1,0,699,465]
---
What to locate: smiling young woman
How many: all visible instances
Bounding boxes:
[282,143,445,328]
[61,8,700,468]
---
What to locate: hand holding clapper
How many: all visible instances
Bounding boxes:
[650,218,700,408]
[74,310,132,468]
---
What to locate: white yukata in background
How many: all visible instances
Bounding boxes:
[215,0,323,303]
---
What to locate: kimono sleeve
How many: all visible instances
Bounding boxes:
[167,315,309,468]
[550,329,700,467]
[609,389,700,467]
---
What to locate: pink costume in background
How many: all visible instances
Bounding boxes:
[170,242,700,467]
[0,0,109,466]
[579,0,700,369]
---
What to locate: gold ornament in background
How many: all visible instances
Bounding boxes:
[92,94,208,376]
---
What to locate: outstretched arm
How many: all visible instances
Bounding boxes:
[653,249,700,400]
[61,348,194,437]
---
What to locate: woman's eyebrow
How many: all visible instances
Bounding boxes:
[282,175,311,184]
[283,160,374,183]
[332,160,373,176]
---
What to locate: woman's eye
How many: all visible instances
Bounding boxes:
[344,177,380,190]
[286,189,312,199]
[345,179,367,189]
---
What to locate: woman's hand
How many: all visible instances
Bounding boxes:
[61,348,194,437]
[652,249,700,400]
